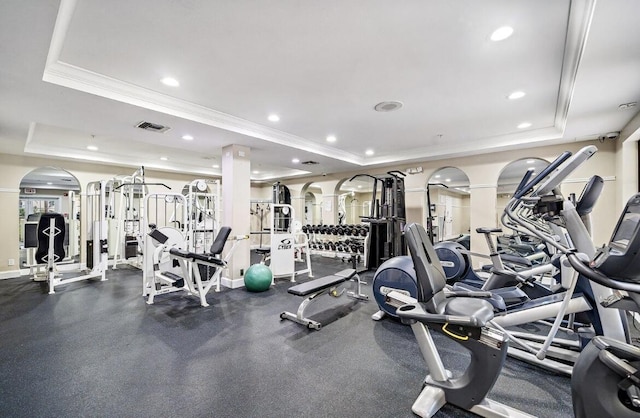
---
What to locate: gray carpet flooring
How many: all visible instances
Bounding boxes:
[0,255,573,417]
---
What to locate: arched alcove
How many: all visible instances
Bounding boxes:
[335,176,375,225]
[426,167,470,243]
[19,167,81,267]
[496,158,549,223]
[300,182,324,225]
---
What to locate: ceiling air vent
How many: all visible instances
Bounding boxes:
[301,160,319,165]
[136,121,171,133]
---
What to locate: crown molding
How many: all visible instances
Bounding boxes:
[42,0,595,169]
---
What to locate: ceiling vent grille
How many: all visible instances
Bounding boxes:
[301,160,319,165]
[136,121,171,133]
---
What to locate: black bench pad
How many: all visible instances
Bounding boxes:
[161,271,182,281]
[169,248,224,266]
[288,269,356,297]
[256,248,271,255]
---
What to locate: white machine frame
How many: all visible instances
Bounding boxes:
[112,168,146,269]
[269,204,312,283]
[39,180,108,294]
[144,225,246,307]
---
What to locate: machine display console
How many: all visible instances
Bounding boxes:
[592,193,640,282]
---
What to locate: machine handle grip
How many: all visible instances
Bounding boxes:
[566,252,640,293]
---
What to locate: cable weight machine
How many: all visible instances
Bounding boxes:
[351,171,407,269]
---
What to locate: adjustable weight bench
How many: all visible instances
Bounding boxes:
[280,268,368,330]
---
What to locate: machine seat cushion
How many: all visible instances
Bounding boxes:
[169,248,191,258]
[169,248,224,265]
[288,269,356,297]
[190,253,225,265]
[256,248,271,255]
[441,297,494,327]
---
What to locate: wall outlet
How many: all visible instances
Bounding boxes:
[8,259,15,266]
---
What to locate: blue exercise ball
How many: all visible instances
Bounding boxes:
[244,264,272,292]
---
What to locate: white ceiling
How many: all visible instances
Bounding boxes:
[1,0,639,183]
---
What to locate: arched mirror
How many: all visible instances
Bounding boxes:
[427,167,470,247]
[19,167,81,268]
[337,177,374,225]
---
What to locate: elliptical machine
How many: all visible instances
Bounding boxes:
[512,191,640,417]
[380,197,640,417]
[374,146,630,376]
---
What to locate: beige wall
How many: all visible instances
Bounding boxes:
[278,140,622,255]
[2,138,636,274]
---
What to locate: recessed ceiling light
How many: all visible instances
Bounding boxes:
[365,149,374,156]
[435,175,441,178]
[268,114,280,122]
[87,145,98,151]
[490,26,514,41]
[445,178,451,182]
[518,122,532,129]
[46,182,52,185]
[508,91,526,100]
[526,159,535,164]
[326,135,337,143]
[161,77,179,87]
[212,164,219,169]
[292,158,300,164]
[253,170,259,174]
[358,185,362,189]
[374,101,403,112]
[160,157,168,161]
[182,134,194,140]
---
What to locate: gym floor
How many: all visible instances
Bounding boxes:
[0,254,573,417]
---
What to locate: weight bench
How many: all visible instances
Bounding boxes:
[280,268,368,330]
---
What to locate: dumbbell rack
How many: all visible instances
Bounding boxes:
[303,224,369,266]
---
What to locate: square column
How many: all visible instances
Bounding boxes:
[221,144,251,288]
[469,185,497,269]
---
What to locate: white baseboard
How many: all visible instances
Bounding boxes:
[0,263,84,280]
[221,276,245,289]
[0,270,22,280]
